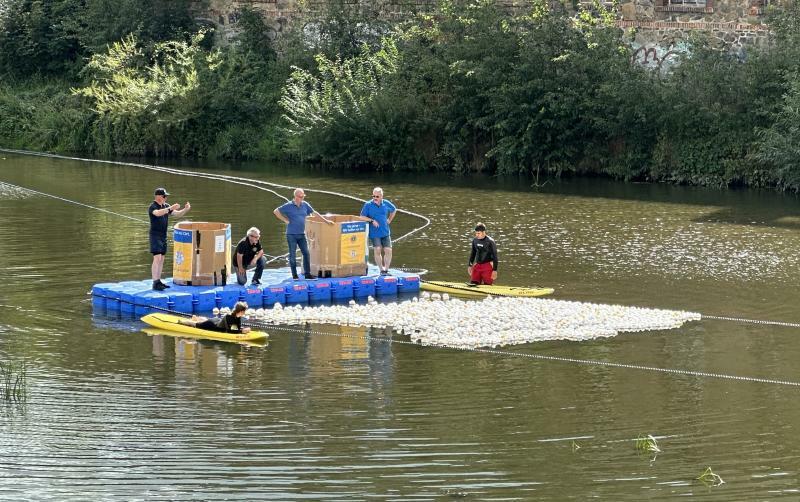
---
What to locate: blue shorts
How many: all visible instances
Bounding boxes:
[371,236,392,248]
[150,234,167,255]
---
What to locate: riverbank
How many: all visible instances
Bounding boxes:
[2,0,800,189]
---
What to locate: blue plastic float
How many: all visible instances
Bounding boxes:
[91,266,419,316]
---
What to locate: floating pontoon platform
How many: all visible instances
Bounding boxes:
[91,266,420,317]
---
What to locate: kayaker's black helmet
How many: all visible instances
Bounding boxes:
[474,223,486,232]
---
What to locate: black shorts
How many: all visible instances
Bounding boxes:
[196,320,220,331]
[150,233,167,255]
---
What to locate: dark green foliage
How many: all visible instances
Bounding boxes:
[78,0,198,55]
[302,0,395,59]
[0,78,92,152]
[749,0,800,190]
[0,0,198,78]
[649,43,754,187]
[4,0,800,189]
[0,0,85,77]
[752,76,800,190]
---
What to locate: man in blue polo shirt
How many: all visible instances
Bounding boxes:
[273,188,333,280]
[360,187,397,275]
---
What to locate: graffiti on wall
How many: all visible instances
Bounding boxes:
[630,41,690,73]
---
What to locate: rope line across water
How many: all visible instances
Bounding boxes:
[701,314,800,329]
[246,322,800,388]
[0,181,148,223]
[0,148,431,265]
[88,293,800,388]
[7,149,800,385]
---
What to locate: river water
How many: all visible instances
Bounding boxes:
[1,152,799,499]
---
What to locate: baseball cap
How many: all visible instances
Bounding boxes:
[154,187,170,196]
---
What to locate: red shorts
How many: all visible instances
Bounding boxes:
[470,262,494,285]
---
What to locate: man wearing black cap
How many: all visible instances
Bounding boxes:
[149,187,191,291]
[468,222,498,285]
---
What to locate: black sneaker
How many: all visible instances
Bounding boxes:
[306,276,317,280]
[157,280,171,289]
[380,270,389,275]
[153,281,167,291]
[251,279,261,286]
[292,275,300,280]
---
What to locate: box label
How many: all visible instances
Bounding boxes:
[340,223,367,266]
[173,229,193,243]
[173,230,194,281]
[215,235,225,253]
[341,222,367,234]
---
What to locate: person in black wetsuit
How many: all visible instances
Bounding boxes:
[149,187,190,291]
[179,301,251,334]
[467,222,498,285]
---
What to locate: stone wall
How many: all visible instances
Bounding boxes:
[615,0,771,49]
[198,0,772,50]
[194,0,300,41]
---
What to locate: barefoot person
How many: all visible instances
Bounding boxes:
[360,187,397,275]
[179,301,251,333]
[468,222,498,285]
[149,187,190,291]
[273,188,333,280]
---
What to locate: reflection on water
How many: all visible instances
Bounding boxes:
[1,153,800,499]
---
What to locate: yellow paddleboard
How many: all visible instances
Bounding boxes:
[143,328,268,347]
[420,281,554,298]
[141,313,269,343]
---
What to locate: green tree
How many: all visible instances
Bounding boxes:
[280,37,400,162]
[74,31,221,156]
[0,0,84,77]
[0,0,197,78]
[78,0,198,55]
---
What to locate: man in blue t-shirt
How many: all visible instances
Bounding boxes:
[359,187,397,275]
[149,187,190,290]
[273,188,333,280]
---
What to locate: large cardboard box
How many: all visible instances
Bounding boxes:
[306,215,369,278]
[172,222,231,286]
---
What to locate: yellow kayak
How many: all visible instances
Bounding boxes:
[141,313,269,343]
[420,281,554,298]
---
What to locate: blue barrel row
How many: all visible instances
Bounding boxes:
[91,274,420,316]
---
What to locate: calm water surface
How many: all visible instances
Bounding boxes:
[1,152,799,499]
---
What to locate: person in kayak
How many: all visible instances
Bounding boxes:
[468,223,498,285]
[179,301,251,334]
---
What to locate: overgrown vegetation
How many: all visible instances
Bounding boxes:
[0,359,27,403]
[635,434,661,453]
[3,0,800,188]
[696,466,725,486]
